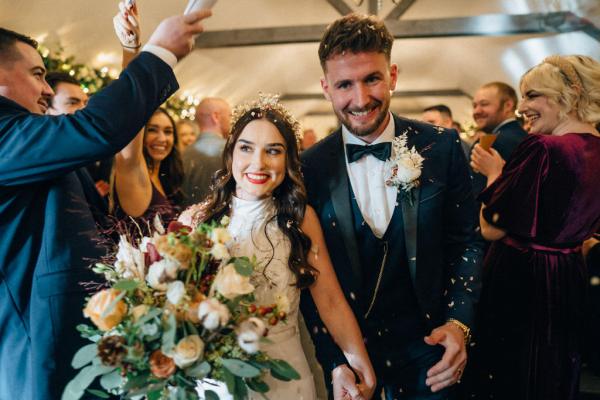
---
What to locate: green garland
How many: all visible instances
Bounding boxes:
[39,44,199,121]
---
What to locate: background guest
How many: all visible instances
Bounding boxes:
[468,54,600,400]
[300,128,317,151]
[469,82,527,199]
[422,104,454,129]
[181,96,231,206]
[45,71,112,198]
[111,2,184,223]
[176,118,199,153]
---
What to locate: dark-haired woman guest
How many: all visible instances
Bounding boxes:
[111,2,183,223]
[179,94,376,399]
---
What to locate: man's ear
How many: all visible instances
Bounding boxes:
[320,77,331,101]
[389,63,398,91]
[503,98,515,116]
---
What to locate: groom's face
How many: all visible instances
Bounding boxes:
[321,51,397,143]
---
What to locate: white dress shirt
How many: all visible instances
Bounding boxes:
[342,114,398,238]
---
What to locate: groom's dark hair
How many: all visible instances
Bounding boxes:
[318,13,394,71]
[0,28,38,66]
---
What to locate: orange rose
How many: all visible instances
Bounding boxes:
[83,289,128,331]
[149,350,176,378]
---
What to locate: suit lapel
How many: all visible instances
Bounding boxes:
[327,131,363,282]
[394,116,420,285]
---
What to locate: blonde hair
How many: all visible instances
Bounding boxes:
[520,55,600,124]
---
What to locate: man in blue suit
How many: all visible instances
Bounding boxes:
[469,82,527,201]
[0,10,210,399]
[301,14,482,399]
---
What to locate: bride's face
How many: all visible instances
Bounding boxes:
[232,118,287,201]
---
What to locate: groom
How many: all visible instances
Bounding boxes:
[301,14,482,399]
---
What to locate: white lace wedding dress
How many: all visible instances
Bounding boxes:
[195,196,317,400]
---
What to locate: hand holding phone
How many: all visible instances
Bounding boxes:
[184,0,218,15]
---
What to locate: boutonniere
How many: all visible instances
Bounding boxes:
[385,131,424,204]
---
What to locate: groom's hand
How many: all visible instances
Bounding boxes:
[147,10,212,60]
[332,364,365,400]
[424,322,467,392]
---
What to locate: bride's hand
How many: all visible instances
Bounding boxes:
[113,0,141,51]
[345,355,376,399]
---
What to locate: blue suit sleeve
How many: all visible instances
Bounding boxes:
[0,52,177,186]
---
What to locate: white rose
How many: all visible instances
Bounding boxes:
[198,298,230,330]
[172,335,204,368]
[210,227,232,244]
[219,215,230,226]
[274,292,290,314]
[166,281,186,305]
[237,317,266,354]
[212,263,254,299]
[210,243,230,260]
[395,157,421,184]
[114,235,145,280]
[146,258,180,291]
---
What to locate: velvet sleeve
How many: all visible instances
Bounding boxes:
[479,134,549,238]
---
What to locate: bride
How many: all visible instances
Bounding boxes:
[178,94,376,399]
[113,4,376,399]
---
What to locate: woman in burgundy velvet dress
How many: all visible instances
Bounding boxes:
[468,55,600,400]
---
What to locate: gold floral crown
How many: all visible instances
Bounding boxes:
[543,55,583,91]
[230,92,303,143]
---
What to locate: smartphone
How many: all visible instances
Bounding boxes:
[184,0,218,14]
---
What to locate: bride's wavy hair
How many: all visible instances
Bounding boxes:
[192,107,318,289]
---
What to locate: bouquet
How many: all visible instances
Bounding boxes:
[62,216,299,400]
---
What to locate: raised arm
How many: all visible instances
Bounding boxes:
[302,206,376,399]
[0,10,212,186]
[112,0,152,216]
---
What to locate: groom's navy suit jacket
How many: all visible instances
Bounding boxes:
[300,115,483,380]
[0,52,177,399]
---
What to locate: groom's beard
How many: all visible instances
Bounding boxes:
[335,98,390,138]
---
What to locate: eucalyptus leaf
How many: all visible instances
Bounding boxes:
[246,378,269,393]
[147,390,163,400]
[161,312,177,354]
[100,290,126,319]
[186,361,211,379]
[222,359,261,378]
[113,279,140,291]
[100,368,123,390]
[135,307,162,326]
[233,376,248,399]
[233,257,253,277]
[222,368,236,396]
[61,364,115,400]
[204,390,219,400]
[125,381,167,397]
[86,389,110,398]
[71,344,98,369]
[122,371,151,390]
[269,359,300,381]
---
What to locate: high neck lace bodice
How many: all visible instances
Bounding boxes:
[227,196,298,333]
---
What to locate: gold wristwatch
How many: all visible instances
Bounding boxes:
[447,318,471,345]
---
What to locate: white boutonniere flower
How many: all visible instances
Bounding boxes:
[385,132,424,203]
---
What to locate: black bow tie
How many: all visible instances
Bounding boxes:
[346,142,391,163]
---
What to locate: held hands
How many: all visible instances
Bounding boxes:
[332,365,368,400]
[470,143,505,180]
[113,1,141,50]
[424,322,467,392]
